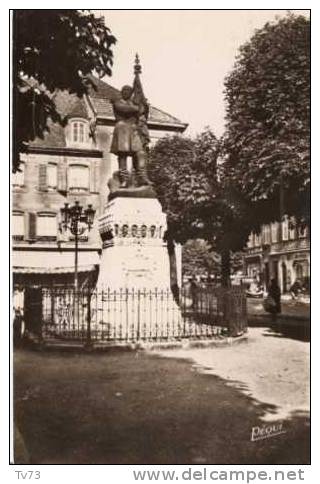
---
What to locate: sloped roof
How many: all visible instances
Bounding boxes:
[88,75,187,128]
[29,90,90,148]
[28,75,187,149]
[30,118,66,148]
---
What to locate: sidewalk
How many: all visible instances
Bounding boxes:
[247,298,310,322]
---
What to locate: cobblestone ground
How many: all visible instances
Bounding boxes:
[14,326,309,465]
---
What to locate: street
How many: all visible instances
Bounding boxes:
[14,317,309,465]
[247,297,310,320]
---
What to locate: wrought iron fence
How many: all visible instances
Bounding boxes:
[38,285,247,343]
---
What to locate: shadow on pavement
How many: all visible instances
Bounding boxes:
[14,348,310,465]
[261,323,310,342]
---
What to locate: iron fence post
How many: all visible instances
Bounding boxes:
[137,289,141,341]
[85,290,92,347]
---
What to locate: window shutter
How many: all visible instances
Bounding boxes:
[90,162,100,193]
[38,164,47,191]
[57,161,67,192]
[24,212,28,239]
[90,163,95,193]
[94,161,100,193]
[28,213,37,240]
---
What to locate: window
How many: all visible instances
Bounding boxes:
[298,226,307,238]
[271,223,279,243]
[37,214,57,240]
[296,264,303,280]
[254,233,261,247]
[289,218,296,240]
[12,213,24,240]
[247,233,254,248]
[262,225,271,245]
[71,121,88,144]
[69,165,89,191]
[47,163,57,189]
[12,164,25,187]
[282,217,289,241]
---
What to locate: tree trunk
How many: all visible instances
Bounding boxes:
[167,237,180,304]
[221,248,231,288]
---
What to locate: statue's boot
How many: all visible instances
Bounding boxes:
[119,169,129,188]
[136,168,152,187]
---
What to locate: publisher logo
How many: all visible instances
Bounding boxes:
[251,422,286,442]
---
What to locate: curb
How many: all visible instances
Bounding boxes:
[139,333,248,351]
[25,333,249,353]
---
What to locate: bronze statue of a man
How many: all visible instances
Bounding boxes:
[110,85,150,188]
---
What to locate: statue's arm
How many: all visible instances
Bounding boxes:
[113,101,139,115]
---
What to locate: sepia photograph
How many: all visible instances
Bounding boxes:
[10,8,310,467]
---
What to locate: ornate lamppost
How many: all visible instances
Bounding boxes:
[60,201,95,344]
[60,201,95,292]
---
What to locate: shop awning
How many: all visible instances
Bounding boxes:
[13,264,97,275]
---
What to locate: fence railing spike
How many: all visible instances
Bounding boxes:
[39,284,247,342]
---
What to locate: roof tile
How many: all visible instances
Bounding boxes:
[29,75,186,149]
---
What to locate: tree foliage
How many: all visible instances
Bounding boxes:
[182,239,221,279]
[223,14,310,226]
[149,130,252,284]
[149,130,221,243]
[13,10,116,172]
[182,239,244,279]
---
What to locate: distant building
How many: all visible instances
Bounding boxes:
[12,76,187,291]
[244,217,310,293]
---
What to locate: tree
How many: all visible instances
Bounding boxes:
[149,130,220,243]
[182,239,221,280]
[223,14,310,227]
[149,129,251,286]
[13,10,116,172]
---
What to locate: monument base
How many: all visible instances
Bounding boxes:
[97,195,181,290]
[96,195,182,337]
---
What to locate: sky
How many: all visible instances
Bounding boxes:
[95,10,309,136]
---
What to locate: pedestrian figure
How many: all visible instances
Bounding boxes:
[13,287,25,347]
[290,279,302,300]
[13,309,23,347]
[265,278,281,322]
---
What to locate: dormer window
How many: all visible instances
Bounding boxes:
[68,119,90,147]
[73,121,85,143]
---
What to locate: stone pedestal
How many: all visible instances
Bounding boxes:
[95,194,183,340]
[97,195,181,290]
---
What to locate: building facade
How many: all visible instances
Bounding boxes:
[244,217,310,294]
[12,77,187,293]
